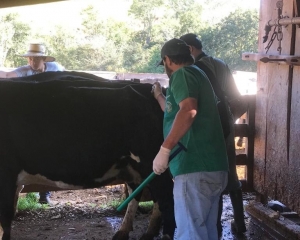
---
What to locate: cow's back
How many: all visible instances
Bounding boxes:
[0,73,163,186]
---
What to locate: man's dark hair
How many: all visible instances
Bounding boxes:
[166,54,194,65]
[180,33,203,50]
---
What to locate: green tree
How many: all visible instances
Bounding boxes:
[125,0,207,73]
[139,44,164,73]
[36,25,80,69]
[77,6,133,71]
[80,5,132,47]
[200,8,259,71]
[0,1,259,74]
[122,41,146,72]
[128,0,164,46]
[166,0,204,37]
[0,13,30,68]
[80,5,104,38]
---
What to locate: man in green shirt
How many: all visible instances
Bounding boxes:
[180,33,247,236]
[152,38,228,240]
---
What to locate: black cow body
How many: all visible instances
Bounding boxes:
[0,72,175,240]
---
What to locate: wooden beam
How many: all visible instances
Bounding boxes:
[246,202,300,239]
[0,0,66,9]
[234,123,249,137]
[246,94,255,192]
[236,154,248,165]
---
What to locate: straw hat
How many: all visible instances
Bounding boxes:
[20,43,55,62]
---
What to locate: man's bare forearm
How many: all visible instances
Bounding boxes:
[0,71,8,78]
[156,94,166,111]
[0,71,17,78]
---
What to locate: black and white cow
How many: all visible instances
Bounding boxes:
[0,72,175,240]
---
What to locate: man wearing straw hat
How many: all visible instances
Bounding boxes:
[0,43,64,204]
[0,43,64,78]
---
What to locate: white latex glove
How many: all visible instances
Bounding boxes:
[151,82,163,99]
[153,146,171,175]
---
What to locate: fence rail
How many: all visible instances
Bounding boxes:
[234,95,256,192]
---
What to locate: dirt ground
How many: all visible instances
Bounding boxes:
[12,185,161,240]
[10,185,275,240]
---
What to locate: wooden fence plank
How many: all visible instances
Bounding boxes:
[265,64,289,201]
[254,0,293,203]
[253,0,273,198]
[287,23,300,213]
[264,0,294,204]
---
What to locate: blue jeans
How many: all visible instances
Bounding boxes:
[173,171,228,240]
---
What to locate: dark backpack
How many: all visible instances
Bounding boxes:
[194,60,231,139]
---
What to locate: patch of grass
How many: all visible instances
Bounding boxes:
[99,199,122,209]
[108,199,122,208]
[89,203,97,208]
[98,199,154,212]
[138,201,153,212]
[17,193,48,211]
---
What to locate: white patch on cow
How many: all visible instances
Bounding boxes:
[94,163,120,183]
[17,170,83,190]
[130,152,140,162]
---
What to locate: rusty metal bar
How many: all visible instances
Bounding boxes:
[268,17,300,27]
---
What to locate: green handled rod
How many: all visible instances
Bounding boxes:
[117,142,187,212]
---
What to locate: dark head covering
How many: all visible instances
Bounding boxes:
[158,38,191,66]
[180,33,203,50]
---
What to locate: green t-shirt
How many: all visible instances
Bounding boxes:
[164,65,228,177]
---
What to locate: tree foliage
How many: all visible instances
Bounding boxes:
[128,0,164,46]
[0,13,30,67]
[200,9,258,71]
[166,0,204,37]
[0,2,259,73]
